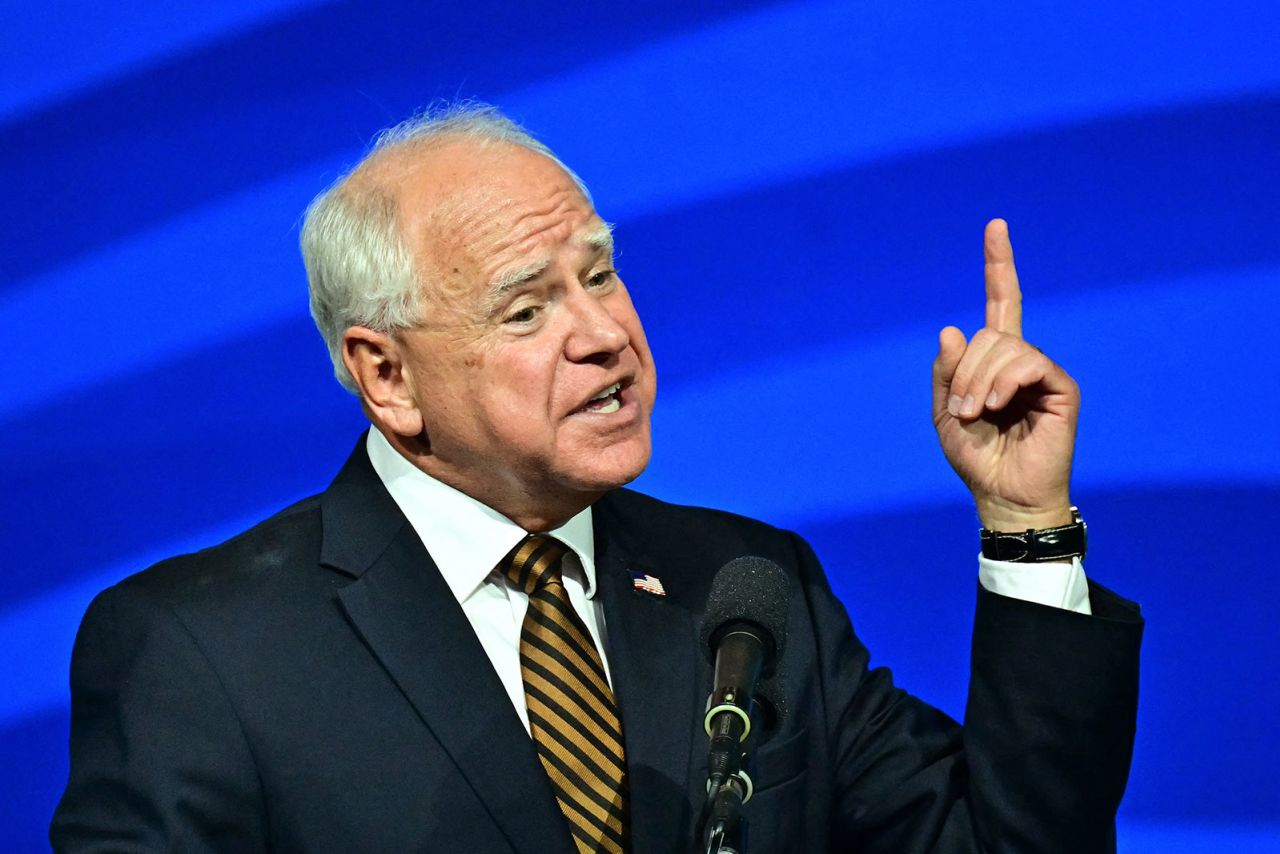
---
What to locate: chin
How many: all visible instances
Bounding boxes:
[568,440,651,494]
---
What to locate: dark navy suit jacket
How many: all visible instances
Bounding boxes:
[52,438,1142,852]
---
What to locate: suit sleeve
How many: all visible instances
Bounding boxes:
[50,583,269,853]
[789,532,1142,853]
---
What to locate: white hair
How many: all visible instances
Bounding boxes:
[299,101,592,393]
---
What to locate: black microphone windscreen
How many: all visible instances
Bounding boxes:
[699,556,791,665]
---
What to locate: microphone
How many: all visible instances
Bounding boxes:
[698,556,790,853]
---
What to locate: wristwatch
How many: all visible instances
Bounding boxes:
[980,506,1087,563]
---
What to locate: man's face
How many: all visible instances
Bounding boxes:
[389,140,657,523]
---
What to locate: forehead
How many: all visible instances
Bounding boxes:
[385,139,604,300]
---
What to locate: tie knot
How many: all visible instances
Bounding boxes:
[501,534,569,595]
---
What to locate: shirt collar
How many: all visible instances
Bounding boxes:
[365,430,597,605]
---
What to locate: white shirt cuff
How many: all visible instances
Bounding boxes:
[978,554,1092,616]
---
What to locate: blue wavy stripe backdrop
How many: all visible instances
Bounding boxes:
[2,1,1278,850]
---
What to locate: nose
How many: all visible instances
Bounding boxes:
[563,286,630,364]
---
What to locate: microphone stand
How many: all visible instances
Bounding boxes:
[700,691,756,854]
[702,771,750,854]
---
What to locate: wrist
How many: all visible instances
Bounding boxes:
[975,496,1074,532]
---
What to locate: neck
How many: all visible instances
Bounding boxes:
[377,427,599,532]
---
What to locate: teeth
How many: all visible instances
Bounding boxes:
[581,382,622,414]
[590,383,621,402]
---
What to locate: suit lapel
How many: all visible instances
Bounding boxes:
[321,440,574,854]
[594,500,700,854]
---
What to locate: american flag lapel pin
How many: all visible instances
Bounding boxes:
[630,570,666,597]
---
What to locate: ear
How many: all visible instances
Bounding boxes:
[341,326,425,438]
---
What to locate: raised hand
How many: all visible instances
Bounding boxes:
[932,219,1079,532]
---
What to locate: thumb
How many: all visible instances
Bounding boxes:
[932,326,966,418]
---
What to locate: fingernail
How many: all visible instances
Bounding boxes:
[960,394,975,416]
[986,390,999,407]
[948,394,962,416]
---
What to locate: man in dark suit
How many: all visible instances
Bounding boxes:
[52,104,1141,852]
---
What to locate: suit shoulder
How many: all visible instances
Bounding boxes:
[107,493,324,609]
[604,488,781,532]
[601,488,809,566]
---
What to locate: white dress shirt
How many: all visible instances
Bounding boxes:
[366,430,1092,732]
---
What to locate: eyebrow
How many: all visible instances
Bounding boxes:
[483,222,616,308]
[577,221,615,255]
[489,257,551,296]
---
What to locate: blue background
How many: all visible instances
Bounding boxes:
[2,1,1278,850]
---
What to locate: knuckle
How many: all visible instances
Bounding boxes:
[993,337,1023,359]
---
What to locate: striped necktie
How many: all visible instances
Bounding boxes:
[501,534,630,854]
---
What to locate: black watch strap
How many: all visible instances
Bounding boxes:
[980,506,1087,563]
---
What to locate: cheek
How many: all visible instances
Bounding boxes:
[621,313,657,391]
[488,349,561,414]
[629,317,653,363]
[611,290,652,353]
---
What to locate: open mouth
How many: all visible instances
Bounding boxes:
[579,382,623,414]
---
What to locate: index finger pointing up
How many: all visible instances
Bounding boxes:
[984,218,1023,337]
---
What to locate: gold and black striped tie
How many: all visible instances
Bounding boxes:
[501,534,630,854]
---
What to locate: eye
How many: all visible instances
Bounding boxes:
[587,269,617,289]
[505,305,540,325]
